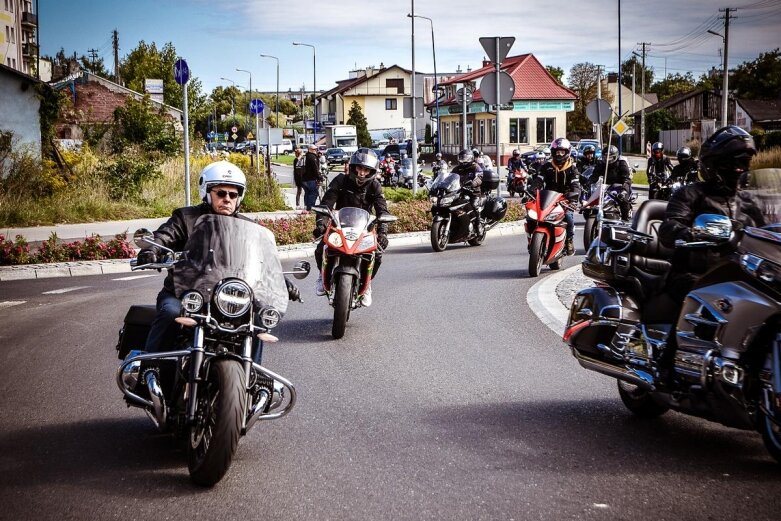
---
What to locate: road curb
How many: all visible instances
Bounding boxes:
[526,263,581,336]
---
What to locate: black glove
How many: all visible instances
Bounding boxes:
[285,277,301,302]
[377,233,389,250]
[313,223,326,239]
[463,180,473,188]
[137,249,157,265]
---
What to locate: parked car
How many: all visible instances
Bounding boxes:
[325,148,349,168]
[520,144,549,163]
[234,141,254,154]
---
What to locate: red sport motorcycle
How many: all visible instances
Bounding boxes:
[507,167,530,201]
[524,189,573,277]
[312,206,397,339]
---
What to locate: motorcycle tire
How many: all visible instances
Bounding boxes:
[528,232,545,277]
[759,352,781,464]
[583,215,597,252]
[430,220,448,252]
[616,380,669,418]
[332,273,353,339]
[188,358,245,486]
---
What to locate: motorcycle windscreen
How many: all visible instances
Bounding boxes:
[740,168,781,225]
[173,214,289,314]
[585,178,602,206]
[538,189,563,211]
[430,172,461,192]
[336,207,371,231]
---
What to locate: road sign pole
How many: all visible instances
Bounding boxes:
[495,37,501,190]
[183,80,190,206]
[462,86,467,150]
[255,112,260,177]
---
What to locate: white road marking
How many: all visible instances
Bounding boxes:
[112,274,158,281]
[42,286,91,295]
[0,301,26,308]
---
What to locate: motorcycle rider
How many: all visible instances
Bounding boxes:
[136,160,301,354]
[536,138,581,255]
[647,141,674,199]
[432,152,447,178]
[576,144,597,182]
[452,148,484,229]
[591,144,633,221]
[670,146,699,184]
[656,126,763,369]
[507,149,526,194]
[313,148,390,307]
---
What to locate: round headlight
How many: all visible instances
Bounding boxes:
[215,280,252,317]
[258,307,281,329]
[327,232,343,248]
[181,291,203,313]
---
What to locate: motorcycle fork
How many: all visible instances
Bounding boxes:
[186,326,205,423]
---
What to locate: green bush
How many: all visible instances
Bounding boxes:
[100,149,159,201]
[112,95,180,156]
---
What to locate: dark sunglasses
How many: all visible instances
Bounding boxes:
[212,189,239,200]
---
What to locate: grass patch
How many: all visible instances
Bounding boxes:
[753,146,781,169]
[271,154,295,166]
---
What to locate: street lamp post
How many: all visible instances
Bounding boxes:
[293,42,316,144]
[260,53,280,158]
[409,13,438,155]
[236,68,260,175]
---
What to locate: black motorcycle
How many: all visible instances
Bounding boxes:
[564,168,781,463]
[116,215,309,486]
[429,171,506,252]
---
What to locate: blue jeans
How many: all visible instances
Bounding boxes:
[303,180,319,210]
[565,210,574,239]
[145,288,182,353]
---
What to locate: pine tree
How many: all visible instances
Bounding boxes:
[346,101,372,147]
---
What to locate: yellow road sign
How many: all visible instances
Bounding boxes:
[612,119,629,136]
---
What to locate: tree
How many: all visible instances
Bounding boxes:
[546,66,564,85]
[346,101,371,148]
[567,62,605,138]
[645,109,679,143]
[651,72,697,102]
[730,48,781,99]
[621,56,654,91]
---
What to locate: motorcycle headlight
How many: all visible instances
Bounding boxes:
[214,280,252,317]
[257,307,281,329]
[327,232,344,248]
[181,291,203,313]
[429,196,438,204]
[545,207,565,222]
[527,208,538,220]
[357,234,376,251]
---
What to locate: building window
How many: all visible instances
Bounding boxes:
[443,122,450,145]
[455,122,461,146]
[536,118,555,144]
[478,120,485,144]
[10,26,15,44]
[386,78,404,94]
[490,120,496,145]
[509,118,529,144]
[385,98,397,110]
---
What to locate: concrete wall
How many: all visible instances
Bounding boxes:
[0,69,41,156]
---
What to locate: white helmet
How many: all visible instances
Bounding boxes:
[198,160,247,207]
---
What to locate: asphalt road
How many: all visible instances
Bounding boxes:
[1,236,780,520]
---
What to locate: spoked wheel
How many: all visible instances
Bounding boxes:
[332,272,354,339]
[188,359,246,487]
[430,220,448,252]
[617,380,669,418]
[528,232,546,277]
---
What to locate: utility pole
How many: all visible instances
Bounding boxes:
[617,0,622,153]
[87,48,99,74]
[638,42,650,154]
[596,65,603,146]
[410,0,418,194]
[718,7,736,127]
[112,29,120,84]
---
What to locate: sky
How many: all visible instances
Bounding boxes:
[39,0,781,95]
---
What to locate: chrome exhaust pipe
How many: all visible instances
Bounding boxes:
[244,389,270,434]
[144,370,167,430]
[573,349,656,391]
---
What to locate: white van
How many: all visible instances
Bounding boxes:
[269,139,294,155]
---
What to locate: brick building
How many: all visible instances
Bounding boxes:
[52,71,183,141]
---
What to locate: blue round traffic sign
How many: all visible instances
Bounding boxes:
[174,58,190,85]
[250,98,264,115]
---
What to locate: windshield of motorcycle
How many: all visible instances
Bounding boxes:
[741,168,781,225]
[538,189,564,212]
[584,177,602,206]
[431,172,461,193]
[173,215,289,314]
[335,207,371,234]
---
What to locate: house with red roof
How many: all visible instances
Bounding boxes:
[434,54,577,162]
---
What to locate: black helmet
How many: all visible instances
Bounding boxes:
[602,145,619,165]
[652,141,664,159]
[676,146,692,162]
[481,196,508,221]
[458,149,474,164]
[699,125,756,191]
[512,148,520,157]
[583,144,596,155]
[348,148,379,186]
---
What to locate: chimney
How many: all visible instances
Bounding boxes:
[482,60,491,68]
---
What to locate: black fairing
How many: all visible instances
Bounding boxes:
[537,189,562,211]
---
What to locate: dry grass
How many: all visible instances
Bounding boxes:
[752,146,781,169]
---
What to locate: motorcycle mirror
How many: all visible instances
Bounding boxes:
[693,213,732,242]
[133,228,155,248]
[633,163,639,169]
[290,260,311,280]
[376,214,398,224]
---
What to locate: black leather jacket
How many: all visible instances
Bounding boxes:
[670,159,699,184]
[451,162,483,192]
[318,173,390,232]
[592,158,632,193]
[537,160,581,203]
[149,203,254,293]
[647,156,674,184]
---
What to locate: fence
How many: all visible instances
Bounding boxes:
[659,129,693,152]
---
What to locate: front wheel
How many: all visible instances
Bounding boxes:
[583,215,597,251]
[332,273,354,339]
[430,220,448,252]
[528,231,545,277]
[617,380,669,418]
[188,359,246,487]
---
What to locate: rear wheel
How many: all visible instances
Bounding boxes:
[759,349,781,464]
[332,273,354,339]
[528,232,545,277]
[188,359,245,487]
[430,220,448,252]
[617,380,669,418]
